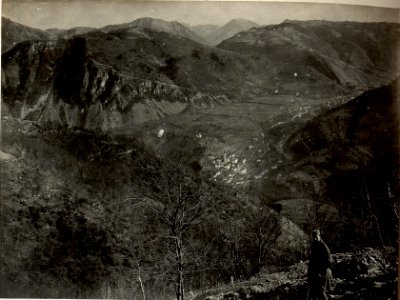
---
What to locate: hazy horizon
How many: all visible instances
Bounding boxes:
[2,1,399,31]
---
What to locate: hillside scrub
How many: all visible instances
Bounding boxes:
[1,120,294,298]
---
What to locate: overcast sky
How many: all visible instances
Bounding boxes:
[2,0,399,30]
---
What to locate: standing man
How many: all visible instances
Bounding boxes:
[307,230,333,300]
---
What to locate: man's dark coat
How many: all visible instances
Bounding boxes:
[307,239,333,300]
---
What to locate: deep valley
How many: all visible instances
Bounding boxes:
[1,14,399,299]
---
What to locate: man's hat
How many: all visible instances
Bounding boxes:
[312,229,321,236]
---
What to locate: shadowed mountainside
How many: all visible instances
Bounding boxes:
[263,79,399,249]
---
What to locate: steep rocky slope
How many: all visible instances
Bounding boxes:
[1,27,240,130]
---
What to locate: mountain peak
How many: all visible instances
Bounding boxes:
[224,18,259,28]
[228,18,257,24]
[131,17,168,25]
[101,17,205,44]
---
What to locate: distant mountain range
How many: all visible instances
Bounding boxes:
[2,17,398,131]
[1,17,260,51]
[191,18,259,46]
[47,27,98,39]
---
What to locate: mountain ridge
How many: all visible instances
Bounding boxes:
[100,17,206,44]
[218,20,399,88]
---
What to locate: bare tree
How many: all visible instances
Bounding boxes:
[133,140,215,300]
[249,206,281,273]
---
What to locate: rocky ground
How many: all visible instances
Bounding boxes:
[193,247,397,300]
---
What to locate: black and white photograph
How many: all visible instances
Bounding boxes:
[0,0,399,299]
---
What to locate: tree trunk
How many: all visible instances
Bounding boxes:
[256,239,263,273]
[138,264,146,300]
[175,236,184,300]
[232,244,243,281]
[363,179,385,247]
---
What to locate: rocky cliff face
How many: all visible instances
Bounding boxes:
[2,33,230,131]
